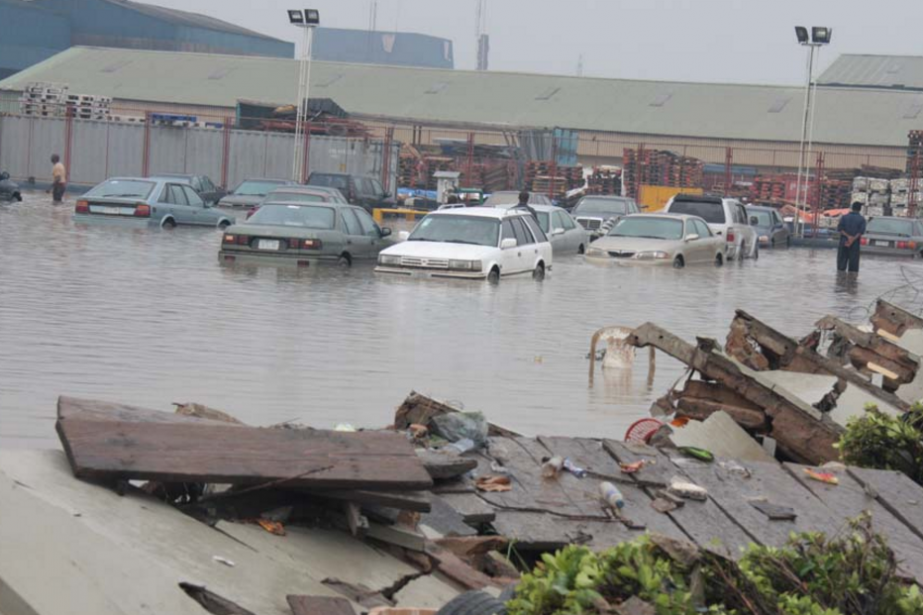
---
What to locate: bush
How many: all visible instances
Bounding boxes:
[837,402,923,486]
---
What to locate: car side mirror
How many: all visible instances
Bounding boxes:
[685,233,700,242]
[398,230,410,241]
[749,216,759,225]
[501,238,518,249]
[552,228,565,236]
[380,227,392,237]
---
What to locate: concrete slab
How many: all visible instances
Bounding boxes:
[669,411,774,463]
[754,371,838,407]
[393,572,463,609]
[894,329,923,403]
[0,450,457,615]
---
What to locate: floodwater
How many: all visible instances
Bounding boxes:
[3,192,922,448]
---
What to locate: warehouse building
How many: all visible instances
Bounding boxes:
[818,54,923,92]
[1,46,921,172]
[0,0,292,80]
[314,28,453,69]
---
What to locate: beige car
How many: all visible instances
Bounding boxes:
[584,213,725,268]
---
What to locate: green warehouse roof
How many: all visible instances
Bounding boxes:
[819,54,923,92]
[3,46,922,147]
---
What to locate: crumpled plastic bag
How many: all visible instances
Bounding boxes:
[431,411,489,447]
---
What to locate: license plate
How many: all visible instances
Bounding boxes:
[874,240,889,247]
[258,239,280,251]
[94,206,122,215]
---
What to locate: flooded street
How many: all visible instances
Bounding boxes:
[2,191,920,448]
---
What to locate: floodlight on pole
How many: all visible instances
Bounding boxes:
[811,27,832,44]
[288,9,319,182]
[288,10,304,24]
[794,26,809,44]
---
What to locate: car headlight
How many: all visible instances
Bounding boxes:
[634,251,670,260]
[585,247,605,257]
[379,254,401,266]
[449,259,481,271]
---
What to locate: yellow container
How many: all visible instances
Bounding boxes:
[372,208,428,224]
[638,185,703,212]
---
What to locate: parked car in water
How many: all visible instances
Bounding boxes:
[218,178,296,208]
[859,217,923,258]
[376,207,553,282]
[494,203,589,255]
[746,205,791,248]
[585,214,725,268]
[150,173,225,205]
[219,201,393,267]
[248,186,348,218]
[570,196,640,237]
[663,194,758,260]
[482,191,553,207]
[306,172,394,212]
[0,171,22,202]
[74,177,235,229]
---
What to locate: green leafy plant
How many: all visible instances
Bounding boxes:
[836,402,923,485]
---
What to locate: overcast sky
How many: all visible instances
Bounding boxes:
[146,0,922,84]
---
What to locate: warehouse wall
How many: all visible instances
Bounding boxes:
[0,1,70,77]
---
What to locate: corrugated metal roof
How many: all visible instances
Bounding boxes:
[96,0,282,41]
[314,28,453,69]
[818,54,923,91]
[2,46,921,147]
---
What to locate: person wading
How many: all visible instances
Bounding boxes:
[50,154,67,204]
[512,191,538,219]
[837,202,866,273]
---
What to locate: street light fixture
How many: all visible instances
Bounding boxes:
[288,9,320,182]
[792,25,832,238]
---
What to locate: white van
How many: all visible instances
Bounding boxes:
[663,194,759,260]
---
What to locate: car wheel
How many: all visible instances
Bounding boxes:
[578,244,585,255]
[487,267,500,284]
[532,262,545,281]
[13,193,22,202]
[786,236,792,248]
[337,254,352,268]
[738,242,746,262]
[715,253,724,267]
[218,220,231,230]
[672,256,685,269]
[436,590,507,615]
[161,217,177,229]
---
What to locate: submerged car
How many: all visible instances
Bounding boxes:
[585,213,725,268]
[570,196,640,237]
[859,217,923,258]
[74,177,235,229]
[307,172,394,212]
[0,171,21,202]
[218,178,296,208]
[482,191,553,207]
[494,203,589,255]
[261,186,347,205]
[150,173,225,205]
[746,205,790,248]
[219,201,393,266]
[375,207,553,282]
[663,194,758,260]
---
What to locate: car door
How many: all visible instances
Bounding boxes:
[509,216,536,273]
[691,219,714,263]
[354,207,389,258]
[181,185,211,226]
[158,183,191,223]
[550,211,571,253]
[340,207,372,258]
[499,219,519,274]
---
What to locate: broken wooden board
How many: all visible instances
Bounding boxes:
[420,495,477,537]
[674,380,768,430]
[56,401,433,490]
[489,510,640,550]
[627,323,843,464]
[668,412,774,463]
[786,463,923,581]
[59,396,238,426]
[287,595,356,615]
[602,440,754,558]
[846,467,923,540]
[394,391,519,437]
[871,299,923,338]
[304,490,432,513]
[417,450,478,480]
[814,316,920,387]
[437,492,496,524]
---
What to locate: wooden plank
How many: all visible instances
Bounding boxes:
[602,440,755,557]
[420,496,477,537]
[673,458,838,549]
[303,490,432,513]
[286,595,356,615]
[815,316,919,386]
[462,450,540,511]
[417,450,478,480]
[57,410,433,491]
[59,396,236,425]
[490,511,639,550]
[437,493,496,524]
[846,467,923,540]
[786,463,923,581]
[365,523,427,552]
[872,299,923,337]
[344,503,369,539]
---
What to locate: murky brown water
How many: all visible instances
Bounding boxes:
[2,191,920,448]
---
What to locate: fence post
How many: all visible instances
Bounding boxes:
[300,121,311,184]
[220,119,231,189]
[381,126,394,192]
[724,147,732,196]
[141,111,151,177]
[549,134,557,202]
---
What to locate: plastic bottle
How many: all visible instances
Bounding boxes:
[599,481,625,509]
[445,438,477,454]
[542,456,564,478]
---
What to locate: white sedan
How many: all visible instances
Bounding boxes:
[375,207,553,282]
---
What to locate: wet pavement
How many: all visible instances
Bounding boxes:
[3,191,922,448]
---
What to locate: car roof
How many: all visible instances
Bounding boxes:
[429,207,533,219]
[579,195,634,202]
[150,173,194,179]
[493,203,560,213]
[260,200,342,207]
[239,177,292,183]
[625,213,698,222]
[745,205,777,212]
[270,186,333,194]
[672,194,725,205]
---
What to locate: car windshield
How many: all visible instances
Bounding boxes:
[248,204,335,229]
[749,210,773,226]
[86,179,155,199]
[483,192,520,206]
[609,217,684,240]
[537,212,550,233]
[409,215,500,247]
[867,218,914,236]
[233,181,285,196]
[265,191,324,203]
[669,200,725,223]
[310,175,349,191]
[574,198,630,215]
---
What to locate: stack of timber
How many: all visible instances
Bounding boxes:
[623,148,704,198]
[523,162,582,195]
[586,166,622,195]
[750,175,788,201]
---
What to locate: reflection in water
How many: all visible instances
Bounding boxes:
[2,193,922,447]
[834,271,860,296]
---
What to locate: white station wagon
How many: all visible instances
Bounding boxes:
[376,207,553,282]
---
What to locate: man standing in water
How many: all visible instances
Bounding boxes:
[50,154,66,204]
[512,191,538,219]
[837,202,866,273]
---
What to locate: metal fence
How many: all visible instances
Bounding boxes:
[0,114,400,191]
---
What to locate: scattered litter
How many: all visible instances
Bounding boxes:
[678,446,714,462]
[445,438,477,454]
[670,417,690,427]
[619,517,646,530]
[750,501,797,521]
[821,461,847,471]
[541,456,564,479]
[409,423,429,439]
[212,555,235,567]
[655,489,685,508]
[619,460,648,474]
[804,468,840,485]
[489,461,510,475]
[651,497,678,514]
[667,477,708,501]
[475,475,511,492]
[534,355,543,364]
[562,458,587,478]
[599,481,625,510]
[431,411,488,448]
[256,519,286,536]
[719,460,751,479]
[335,423,356,432]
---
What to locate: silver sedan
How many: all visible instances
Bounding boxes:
[585,213,725,268]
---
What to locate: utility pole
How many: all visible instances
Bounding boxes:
[476,0,489,70]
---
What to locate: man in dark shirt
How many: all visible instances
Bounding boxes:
[837,202,867,273]
[512,191,538,219]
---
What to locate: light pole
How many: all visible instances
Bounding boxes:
[288,9,320,182]
[793,26,831,237]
